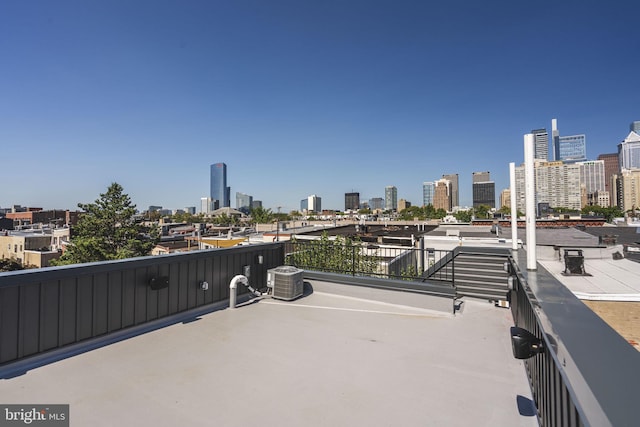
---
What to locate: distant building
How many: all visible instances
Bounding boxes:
[473,181,495,208]
[210,163,230,209]
[536,161,582,211]
[500,189,511,209]
[200,197,215,215]
[369,198,384,210]
[236,192,253,214]
[301,195,321,213]
[433,179,451,212]
[397,199,411,211]
[345,192,360,211]
[552,118,560,161]
[620,169,640,211]
[631,121,640,134]
[148,205,162,212]
[251,200,262,209]
[442,173,459,208]
[577,160,606,207]
[384,186,397,211]
[5,210,78,227]
[184,206,196,215]
[597,153,619,197]
[532,128,549,161]
[472,171,490,183]
[0,231,60,267]
[557,135,587,163]
[618,131,640,171]
[422,182,435,207]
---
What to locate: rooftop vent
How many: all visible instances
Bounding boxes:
[267,266,304,301]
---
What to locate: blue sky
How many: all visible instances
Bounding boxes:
[1,1,639,212]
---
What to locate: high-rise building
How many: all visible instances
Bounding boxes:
[552,119,560,161]
[500,189,511,209]
[384,186,397,211]
[535,161,582,211]
[618,131,640,171]
[597,153,620,196]
[422,182,435,206]
[251,200,262,209]
[369,198,384,210]
[185,207,196,215]
[620,169,640,211]
[236,192,253,214]
[442,174,459,207]
[433,179,451,212]
[210,163,230,209]
[557,135,587,163]
[577,161,606,203]
[472,172,495,208]
[345,192,360,211]
[302,195,321,213]
[631,121,640,134]
[200,197,215,214]
[532,129,549,161]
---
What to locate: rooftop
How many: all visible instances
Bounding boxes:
[1,280,537,427]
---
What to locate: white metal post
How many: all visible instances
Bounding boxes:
[524,134,537,270]
[509,162,518,251]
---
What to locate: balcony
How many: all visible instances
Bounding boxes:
[0,242,637,426]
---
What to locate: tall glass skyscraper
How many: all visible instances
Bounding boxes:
[422,182,435,206]
[210,163,230,209]
[385,186,397,211]
[557,135,587,163]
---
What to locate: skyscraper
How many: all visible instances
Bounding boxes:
[552,119,560,161]
[235,192,253,214]
[210,163,230,209]
[532,129,549,161]
[618,131,640,170]
[433,179,451,211]
[301,195,321,213]
[422,182,435,206]
[597,153,619,196]
[369,198,384,210]
[384,186,397,211]
[442,173,459,207]
[557,135,587,163]
[472,171,495,208]
[345,192,360,211]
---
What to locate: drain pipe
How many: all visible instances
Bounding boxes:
[509,162,518,251]
[229,274,267,309]
[524,133,537,270]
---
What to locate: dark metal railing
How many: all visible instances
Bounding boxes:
[0,243,284,368]
[283,240,453,283]
[508,250,639,427]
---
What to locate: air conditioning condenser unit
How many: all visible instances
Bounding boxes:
[267,266,304,301]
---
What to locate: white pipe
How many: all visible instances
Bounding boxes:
[509,162,518,251]
[524,134,537,270]
[229,274,248,309]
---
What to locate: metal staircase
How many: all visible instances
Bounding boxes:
[425,247,511,301]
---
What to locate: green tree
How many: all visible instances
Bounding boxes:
[286,232,378,276]
[52,183,159,265]
[250,206,274,224]
[454,210,472,222]
[581,205,623,223]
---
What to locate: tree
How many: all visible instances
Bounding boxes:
[250,206,274,224]
[52,183,159,265]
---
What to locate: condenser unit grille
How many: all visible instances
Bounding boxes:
[267,266,304,301]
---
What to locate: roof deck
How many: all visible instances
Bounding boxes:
[1,280,536,427]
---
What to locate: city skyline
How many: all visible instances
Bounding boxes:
[2,2,640,212]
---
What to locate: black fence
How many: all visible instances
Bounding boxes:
[0,243,284,367]
[508,251,639,427]
[283,239,453,283]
